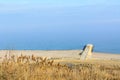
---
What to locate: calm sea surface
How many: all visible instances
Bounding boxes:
[0,25,120,54]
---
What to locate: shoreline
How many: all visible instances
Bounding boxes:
[0,50,120,60]
[0,49,120,54]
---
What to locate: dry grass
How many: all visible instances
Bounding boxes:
[0,54,120,80]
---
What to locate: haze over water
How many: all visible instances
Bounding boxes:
[0,0,120,53]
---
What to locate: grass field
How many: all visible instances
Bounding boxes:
[0,54,120,80]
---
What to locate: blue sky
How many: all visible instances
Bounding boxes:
[0,0,120,52]
[0,0,120,13]
[0,0,120,33]
[0,0,120,30]
[0,0,120,4]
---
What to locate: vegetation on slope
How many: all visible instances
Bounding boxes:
[0,54,120,80]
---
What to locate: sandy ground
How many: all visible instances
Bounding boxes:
[0,50,120,60]
[92,52,120,60]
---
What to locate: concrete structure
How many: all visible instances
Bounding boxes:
[80,44,94,60]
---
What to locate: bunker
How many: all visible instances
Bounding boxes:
[80,44,94,60]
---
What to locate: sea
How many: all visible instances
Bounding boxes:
[0,25,120,54]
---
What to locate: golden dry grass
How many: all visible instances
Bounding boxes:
[0,54,120,80]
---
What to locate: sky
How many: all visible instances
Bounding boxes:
[0,0,120,11]
[0,0,120,52]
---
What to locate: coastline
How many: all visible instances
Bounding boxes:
[0,50,120,61]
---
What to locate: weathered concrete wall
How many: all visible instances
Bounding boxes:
[80,44,93,60]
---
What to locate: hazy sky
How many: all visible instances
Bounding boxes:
[0,0,120,31]
[0,0,120,4]
[0,0,120,51]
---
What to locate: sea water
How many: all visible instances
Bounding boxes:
[0,25,120,54]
